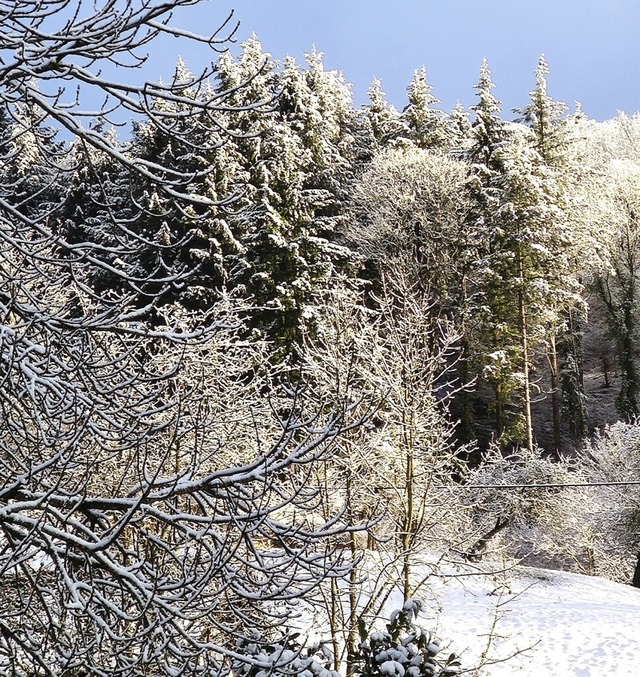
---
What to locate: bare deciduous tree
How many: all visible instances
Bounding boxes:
[299,276,472,674]
[0,2,363,674]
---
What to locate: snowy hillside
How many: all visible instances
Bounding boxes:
[408,562,640,676]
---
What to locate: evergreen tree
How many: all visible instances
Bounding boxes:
[516,56,569,164]
[58,124,135,298]
[593,161,640,420]
[486,129,580,450]
[516,56,587,451]
[402,67,449,150]
[447,101,473,157]
[468,60,509,169]
[60,61,238,313]
[467,61,581,450]
[463,60,513,444]
[364,78,404,149]
[2,100,65,220]
[215,40,358,359]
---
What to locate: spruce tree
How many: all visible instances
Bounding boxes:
[402,67,449,151]
[516,56,587,451]
[467,60,582,450]
[365,78,404,149]
[214,40,359,360]
[73,60,237,312]
[464,60,513,444]
[447,101,473,157]
[3,101,65,220]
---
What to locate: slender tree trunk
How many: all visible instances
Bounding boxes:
[602,352,611,388]
[618,295,639,419]
[518,257,534,452]
[321,461,342,673]
[457,271,477,449]
[495,381,504,441]
[548,333,562,456]
[346,473,358,676]
[458,335,476,445]
[330,577,341,672]
[402,446,414,600]
[494,324,505,441]
[632,553,640,588]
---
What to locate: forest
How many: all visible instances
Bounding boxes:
[3,1,640,675]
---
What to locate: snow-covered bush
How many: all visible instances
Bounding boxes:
[459,428,640,583]
[462,445,585,563]
[573,421,640,582]
[350,600,460,677]
[233,632,340,677]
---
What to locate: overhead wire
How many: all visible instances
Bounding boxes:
[466,480,640,489]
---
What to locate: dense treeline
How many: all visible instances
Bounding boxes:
[4,6,640,672]
[38,40,639,453]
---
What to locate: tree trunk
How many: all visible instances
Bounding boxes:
[401,445,414,600]
[617,297,639,419]
[602,352,611,388]
[466,517,510,561]
[632,553,640,588]
[518,256,534,452]
[548,333,562,457]
[346,473,358,676]
[457,335,477,447]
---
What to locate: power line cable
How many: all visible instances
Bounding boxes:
[467,480,640,490]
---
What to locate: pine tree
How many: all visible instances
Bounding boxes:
[402,67,449,150]
[467,60,581,450]
[214,41,359,360]
[516,56,587,451]
[364,78,404,149]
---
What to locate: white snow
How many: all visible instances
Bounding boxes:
[396,560,640,676]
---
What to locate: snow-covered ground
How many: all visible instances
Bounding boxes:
[408,561,640,676]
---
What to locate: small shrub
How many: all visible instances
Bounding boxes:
[233,631,339,677]
[350,600,460,677]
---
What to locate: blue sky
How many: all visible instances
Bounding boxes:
[155,0,640,121]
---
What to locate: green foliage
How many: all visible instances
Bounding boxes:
[351,600,461,677]
[212,39,361,358]
[234,632,339,677]
[232,603,460,677]
[402,67,450,151]
[465,60,583,448]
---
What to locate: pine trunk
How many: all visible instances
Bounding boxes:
[632,553,640,588]
[518,256,534,452]
[548,333,562,456]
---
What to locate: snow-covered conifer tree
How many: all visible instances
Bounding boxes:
[466,61,582,450]
[364,78,405,149]
[402,67,449,151]
[212,41,359,360]
[516,56,587,450]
